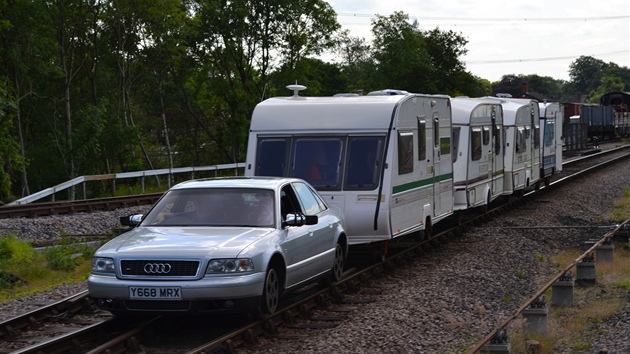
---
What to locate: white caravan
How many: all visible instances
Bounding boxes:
[538,102,564,185]
[484,97,541,194]
[245,86,454,245]
[450,97,505,210]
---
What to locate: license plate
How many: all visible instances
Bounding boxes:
[129,287,182,300]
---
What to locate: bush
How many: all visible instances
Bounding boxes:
[45,237,95,271]
[0,235,35,266]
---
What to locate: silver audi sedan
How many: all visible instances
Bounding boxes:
[88,176,347,316]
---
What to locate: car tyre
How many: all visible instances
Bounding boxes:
[330,243,344,282]
[260,267,280,316]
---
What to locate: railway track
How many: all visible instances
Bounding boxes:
[0,194,161,219]
[1,143,629,353]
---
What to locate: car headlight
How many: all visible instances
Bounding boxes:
[206,259,254,273]
[92,257,115,274]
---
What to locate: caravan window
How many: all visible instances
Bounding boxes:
[494,125,501,155]
[471,128,482,161]
[397,131,414,175]
[256,138,290,177]
[516,127,527,153]
[534,124,541,149]
[417,119,426,161]
[291,138,343,191]
[524,126,531,139]
[345,137,384,190]
[482,127,490,145]
[451,127,461,163]
[544,120,554,147]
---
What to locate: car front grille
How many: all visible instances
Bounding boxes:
[120,260,200,277]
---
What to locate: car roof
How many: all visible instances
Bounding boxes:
[168,176,302,191]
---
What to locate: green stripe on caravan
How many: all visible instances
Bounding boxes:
[392,173,454,194]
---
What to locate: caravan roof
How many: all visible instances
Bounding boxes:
[450,97,503,125]
[250,94,445,132]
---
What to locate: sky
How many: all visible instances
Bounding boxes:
[325,0,630,83]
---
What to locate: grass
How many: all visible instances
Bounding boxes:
[0,234,97,303]
[610,190,630,221]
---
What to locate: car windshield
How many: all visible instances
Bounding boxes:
[141,188,275,227]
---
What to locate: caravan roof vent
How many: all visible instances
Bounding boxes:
[287,84,307,97]
[367,89,409,96]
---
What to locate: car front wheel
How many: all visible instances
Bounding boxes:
[331,243,344,282]
[260,267,280,315]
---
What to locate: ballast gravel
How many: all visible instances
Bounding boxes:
[0,157,629,353]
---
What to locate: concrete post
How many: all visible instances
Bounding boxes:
[552,271,574,307]
[576,253,596,284]
[522,296,548,336]
[596,239,614,263]
[481,329,510,354]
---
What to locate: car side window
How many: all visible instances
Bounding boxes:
[292,182,327,215]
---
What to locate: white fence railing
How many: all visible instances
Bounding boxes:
[9,162,246,205]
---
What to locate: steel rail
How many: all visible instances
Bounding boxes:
[0,290,92,339]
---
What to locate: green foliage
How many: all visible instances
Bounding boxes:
[610,189,630,221]
[45,237,95,272]
[0,235,35,267]
[0,78,20,199]
[569,56,607,93]
[0,233,98,302]
[370,12,436,93]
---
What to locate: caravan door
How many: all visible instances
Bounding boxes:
[432,116,441,215]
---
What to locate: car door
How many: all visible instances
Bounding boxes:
[292,182,336,273]
[280,183,332,287]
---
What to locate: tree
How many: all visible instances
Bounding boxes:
[335,30,375,93]
[491,74,526,97]
[0,78,20,200]
[588,75,627,103]
[370,12,435,93]
[520,74,564,99]
[424,28,471,94]
[270,57,347,96]
[280,0,340,70]
[196,0,342,163]
[569,56,607,94]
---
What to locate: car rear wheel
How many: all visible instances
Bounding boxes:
[260,267,280,315]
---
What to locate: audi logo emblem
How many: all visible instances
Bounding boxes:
[144,263,172,274]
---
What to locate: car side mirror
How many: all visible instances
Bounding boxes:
[120,214,143,227]
[304,215,318,225]
[284,213,318,227]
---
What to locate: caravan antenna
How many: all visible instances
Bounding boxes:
[286,84,306,97]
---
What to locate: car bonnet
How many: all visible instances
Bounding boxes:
[95,226,275,258]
